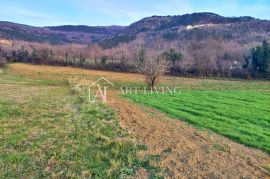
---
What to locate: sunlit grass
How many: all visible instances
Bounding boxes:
[8,63,270,91]
[0,65,162,178]
[125,90,270,153]
[2,63,270,177]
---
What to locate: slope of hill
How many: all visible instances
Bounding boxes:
[0,21,124,44]
[127,12,256,33]
[0,12,270,46]
[47,25,125,34]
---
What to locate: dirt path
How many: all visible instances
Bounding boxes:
[108,91,270,178]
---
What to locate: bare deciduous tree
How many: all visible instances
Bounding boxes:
[208,38,225,76]
[89,45,102,64]
[63,45,73,65]
[189,40,215,77]
[141,50,169,88]
[0,57,5,67]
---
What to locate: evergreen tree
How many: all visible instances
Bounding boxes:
[101,56,108,64]
[251,40,270,74]
[163,48,183,66]
[262,40,270,73]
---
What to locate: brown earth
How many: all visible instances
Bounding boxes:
[108,91,270,178]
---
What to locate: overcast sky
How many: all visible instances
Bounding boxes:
[0,0,270,26]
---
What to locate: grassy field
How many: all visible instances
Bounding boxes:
[8,63,270,91]
[1,63,270,177]
[125,90,270,153]
[0,66,161,178]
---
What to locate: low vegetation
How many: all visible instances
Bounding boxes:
[1,63,270,177]
[125,90,270,153]
[0,66,161,178]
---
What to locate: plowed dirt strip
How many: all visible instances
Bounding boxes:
[108,91,270,178]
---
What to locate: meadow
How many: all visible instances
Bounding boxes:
[0,65,161,178]
[125,90,270,153]
[1,63,270,178]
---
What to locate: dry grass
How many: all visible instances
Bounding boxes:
[8,63,270,91]
[8,63,144,83]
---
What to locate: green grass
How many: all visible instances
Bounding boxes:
[2,63,270,177]
[0,69,162,178]
[124,90,270,153]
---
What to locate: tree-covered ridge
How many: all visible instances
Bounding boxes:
[0,12,269,45]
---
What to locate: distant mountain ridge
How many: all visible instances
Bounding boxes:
[47,25,126,35]
[0,12,269,46]
[127,13,256,33]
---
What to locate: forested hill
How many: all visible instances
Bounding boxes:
[0,12,269,46]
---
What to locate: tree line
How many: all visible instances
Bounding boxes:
[0,39,269,86]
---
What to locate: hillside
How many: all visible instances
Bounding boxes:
[0,12,270,46]
[127,12,256,33]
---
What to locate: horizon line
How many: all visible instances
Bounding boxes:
[0,12,266,28]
